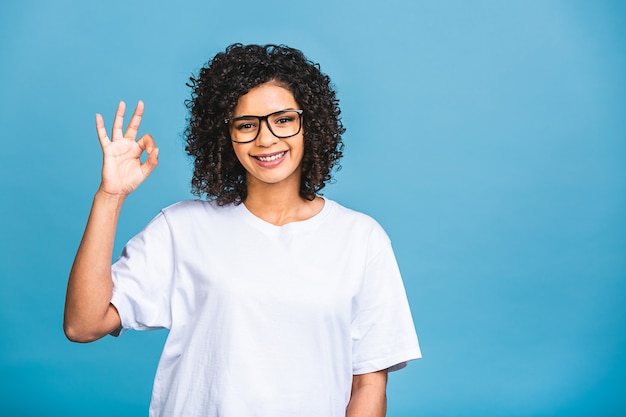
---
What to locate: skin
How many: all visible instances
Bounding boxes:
[64,86,388,416]
[234,83,388,416]
[64,100,157,342]
[231,81,324,225]
[348,370,389,417]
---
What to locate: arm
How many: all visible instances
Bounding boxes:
[346,369,389,417]
[64,101,159,343]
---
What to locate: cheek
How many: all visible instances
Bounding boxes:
[232,144,246,162]
[294,136,306,159]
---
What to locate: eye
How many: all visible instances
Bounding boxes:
[275,116,295,125]
[270,111,298,126]
[233,120,257,131]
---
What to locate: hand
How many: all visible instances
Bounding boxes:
[96,100,159,196]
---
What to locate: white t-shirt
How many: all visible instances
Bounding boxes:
[111,198,420,417]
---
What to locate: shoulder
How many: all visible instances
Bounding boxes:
[154,200,241,231]
[160,199,235,217]
[325,199,384,229]
[323,199,391,245]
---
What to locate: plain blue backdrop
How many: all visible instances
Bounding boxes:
[1,1,624,416]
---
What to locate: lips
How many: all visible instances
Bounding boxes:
[253,151,286,162]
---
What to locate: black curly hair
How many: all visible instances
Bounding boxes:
[184,43,345,205]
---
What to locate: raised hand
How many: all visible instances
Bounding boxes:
[96,100,159,196]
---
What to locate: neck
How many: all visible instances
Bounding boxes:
[244,177,323,226]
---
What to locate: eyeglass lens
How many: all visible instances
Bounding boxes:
[229,110,302,143]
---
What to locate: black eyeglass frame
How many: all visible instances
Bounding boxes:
[225,109,304,144]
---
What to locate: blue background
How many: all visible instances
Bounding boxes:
[1,1,624,416]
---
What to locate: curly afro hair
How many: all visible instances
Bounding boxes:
[184,43,345,205]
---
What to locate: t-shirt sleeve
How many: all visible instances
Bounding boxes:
[351,227,421,375]
[110,211,175,335]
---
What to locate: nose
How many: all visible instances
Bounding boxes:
[255,119,279,147]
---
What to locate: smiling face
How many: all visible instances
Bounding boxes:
[231,82,305,193]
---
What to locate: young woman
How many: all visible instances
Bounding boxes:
[64,43,420,417]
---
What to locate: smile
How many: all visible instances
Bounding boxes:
[254,151,286,162]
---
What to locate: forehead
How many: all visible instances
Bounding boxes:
[234,82,298,116]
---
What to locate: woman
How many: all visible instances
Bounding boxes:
[64,43,420,417]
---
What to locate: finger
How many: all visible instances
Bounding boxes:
[137,132,157,154]
[95,113,110,148]
[137,134,159,176]
[111,101,126,141]
[125,100,144,141]
[142,146,159,177]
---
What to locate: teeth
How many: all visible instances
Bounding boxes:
[257,152,285,162]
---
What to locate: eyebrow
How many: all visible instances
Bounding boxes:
[231,108,299,119]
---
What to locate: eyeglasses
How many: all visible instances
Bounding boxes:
[226,109,304,143]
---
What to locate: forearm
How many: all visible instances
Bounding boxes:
[346,371,388,417]
[64,189,125,342]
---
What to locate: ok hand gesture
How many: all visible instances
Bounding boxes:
[96,101,159,196]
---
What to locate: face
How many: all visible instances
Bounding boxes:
[231,82,304,191]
